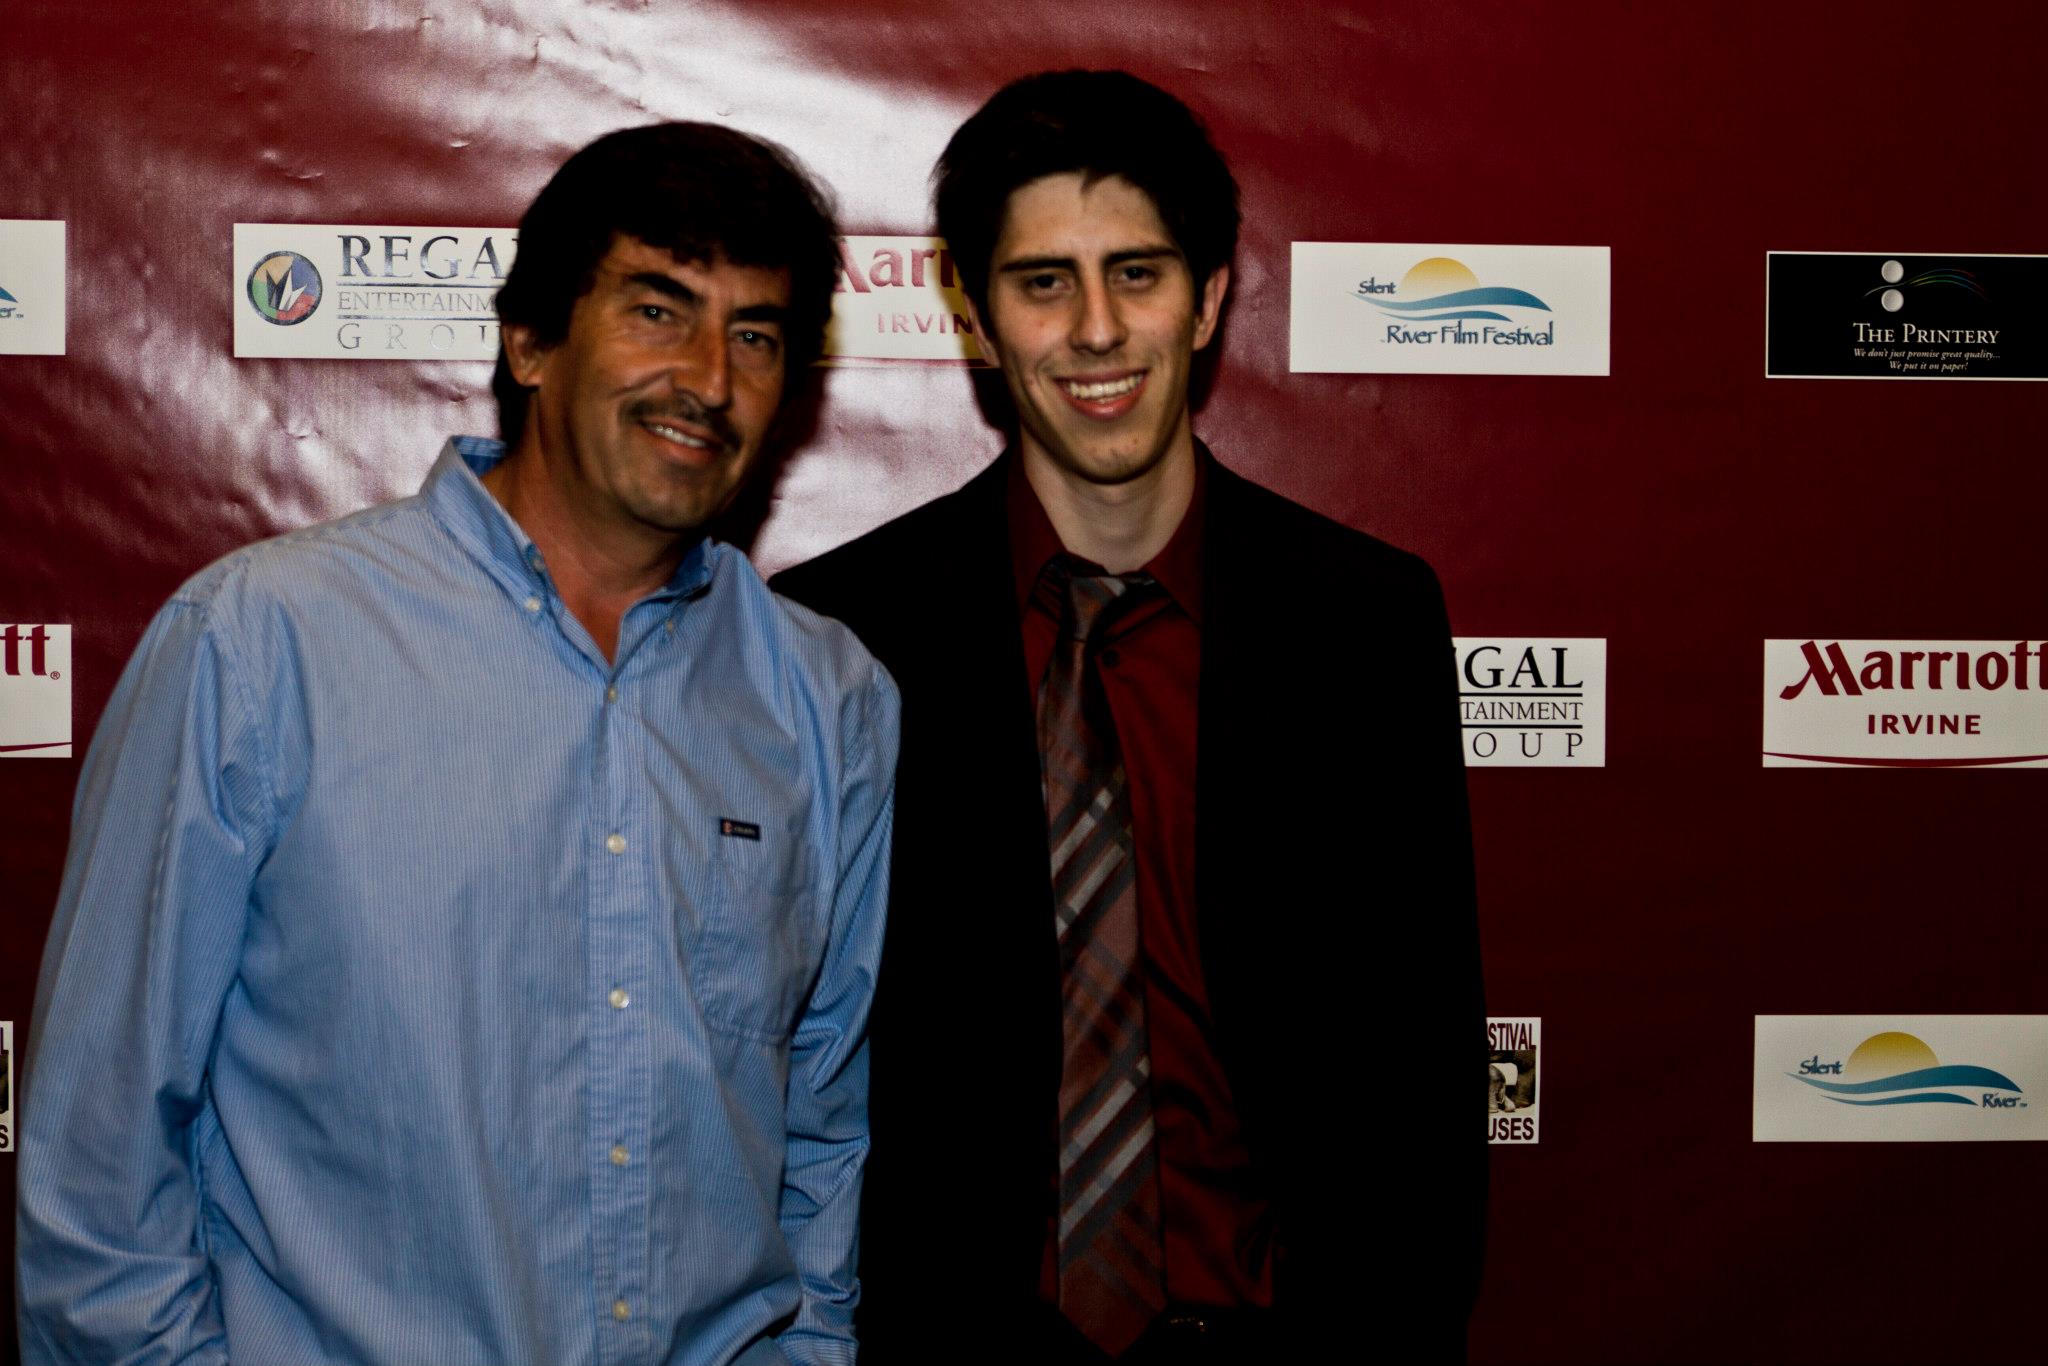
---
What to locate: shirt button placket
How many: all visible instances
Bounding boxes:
[593,650,649,1364]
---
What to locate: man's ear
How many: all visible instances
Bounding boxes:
[964,295,1005,369]
[1192,263,1231,353]
[502,321,551,389]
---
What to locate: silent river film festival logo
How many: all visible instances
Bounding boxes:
[1357,257,1554,348]
[1789,1032,2022,1111]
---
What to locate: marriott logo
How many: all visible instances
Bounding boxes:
[3,623,55,677]
[1780,640,2047,698]
[1763,639,2048,769]
[0,623,71,758]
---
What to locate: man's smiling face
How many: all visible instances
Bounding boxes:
[976,172,1227,489]
[506,235,792,540]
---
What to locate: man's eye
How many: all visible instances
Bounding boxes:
[1118,264,1158,285]
[639,304,672,322]
[1025,272,1065,292]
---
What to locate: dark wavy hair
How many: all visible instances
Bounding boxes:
[493,122,839,445]
[934,70,1240,321]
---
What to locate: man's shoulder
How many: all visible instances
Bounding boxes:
[167,494,435,625]
[1211,459,1443,596]
[717,545,898,717]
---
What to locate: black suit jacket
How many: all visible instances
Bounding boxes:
[773,451,1485,1362]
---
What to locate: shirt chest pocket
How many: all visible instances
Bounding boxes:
[682,825,823,1044]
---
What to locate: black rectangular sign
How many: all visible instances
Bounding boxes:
[1766,252,2046,381]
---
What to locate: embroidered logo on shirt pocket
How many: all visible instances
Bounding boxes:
[687,828,821,1045]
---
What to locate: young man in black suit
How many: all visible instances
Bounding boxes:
[774,70,1485,1363]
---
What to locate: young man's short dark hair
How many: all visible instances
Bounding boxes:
[493,121,839,445]
[932,69,1241,320]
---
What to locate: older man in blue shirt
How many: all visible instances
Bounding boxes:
[17,124,895,1366]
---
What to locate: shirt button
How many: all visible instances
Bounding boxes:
[605,833,627,855]
[610,1144,630,1166]
[611,1299,631,1322]
[608,987,630,1009]
[605,685,619,703]
[523,595,542,613]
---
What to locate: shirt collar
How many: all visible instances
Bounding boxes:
[424,436,715,605]
[1006,445,1207,625]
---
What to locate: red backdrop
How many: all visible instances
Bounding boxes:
[4,3,2045,1361]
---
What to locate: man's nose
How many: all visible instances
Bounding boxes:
[1069,275,1127,355]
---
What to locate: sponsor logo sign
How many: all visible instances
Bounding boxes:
[825,235,988,366]
[1756,1016,2046,1141]
[1766,252,2048,380]
[1456,638,1605,767]
[1290,243,1609,375]
[1763,639,2048,768]
[1,624,70,758]
[233,225,515,359]
[0,219,66,355]
[1488,1017,1540,1144]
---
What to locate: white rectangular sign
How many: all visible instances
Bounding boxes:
[1488,1017,1540,1144]
[0,1020,12,1153]
[233,224,516,360]
[0,219,66,356]
[1455,637,1605,767]
[826,235,988,366]
[1,625,71,758]
[1763,639,2048,768]
[1755,1015,2048,1141]
[1290,242,1609,375]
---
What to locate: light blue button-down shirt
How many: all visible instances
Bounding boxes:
[17,438,897,1366]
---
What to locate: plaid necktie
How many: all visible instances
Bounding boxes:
[1035,554,1167,1359]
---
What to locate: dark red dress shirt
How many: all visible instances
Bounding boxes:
[1010,456,1277,1313]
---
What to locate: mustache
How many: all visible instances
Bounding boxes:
[625,395,741,453]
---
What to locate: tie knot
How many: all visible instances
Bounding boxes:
[1039,554,1158,643]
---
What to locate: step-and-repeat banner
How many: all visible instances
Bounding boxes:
[4,3,2044,1362]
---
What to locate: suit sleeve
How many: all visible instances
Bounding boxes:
[16,595,275,1366]
[774,659,899,1366]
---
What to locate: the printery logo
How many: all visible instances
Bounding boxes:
[1763,639,2048,768]
[0,624,71,758]
[1755,1016,2047,1142]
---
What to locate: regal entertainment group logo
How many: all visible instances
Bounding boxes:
[1455,638,1606,767]
[1762,639,2048,767]
[246,251,322,325]
[1755,1017,2046,1142]
[234,225,516,360]
[1,624,71,758]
